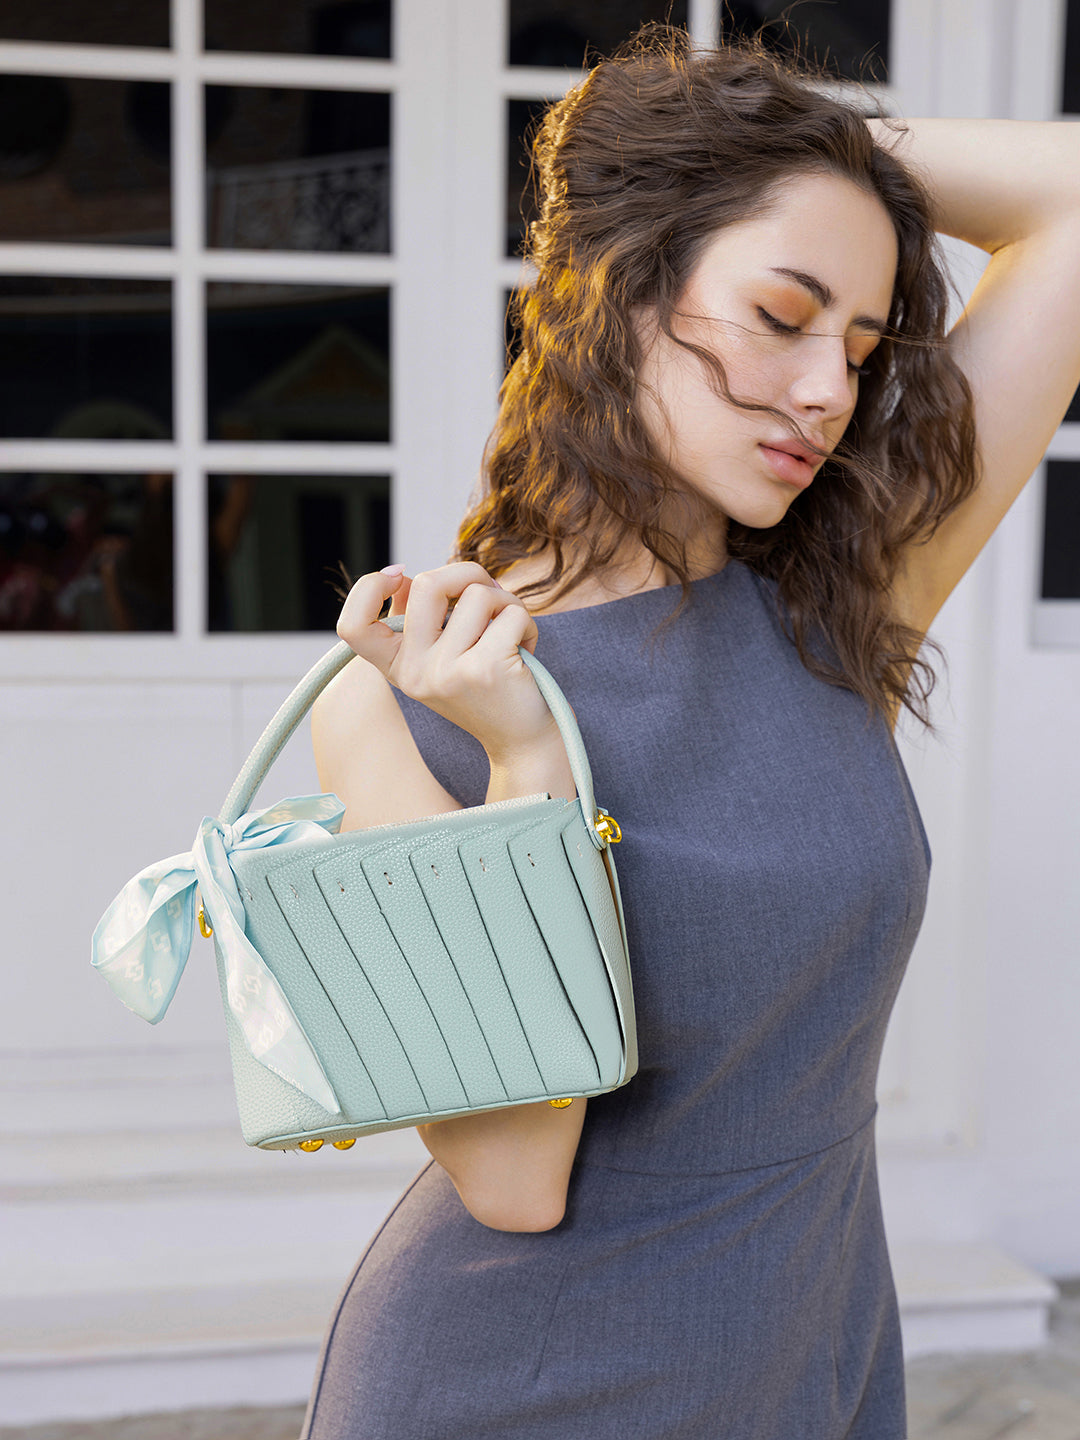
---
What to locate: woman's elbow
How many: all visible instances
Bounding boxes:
[458,1182,567,1233]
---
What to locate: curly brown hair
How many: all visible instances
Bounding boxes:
[454,25,980,726]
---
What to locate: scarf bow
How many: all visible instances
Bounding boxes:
[91,794,345,1115]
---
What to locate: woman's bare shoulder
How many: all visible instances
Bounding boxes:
[311,656,461,830]
[499,546,674,613]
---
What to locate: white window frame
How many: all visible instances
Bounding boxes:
[0,0,460,680]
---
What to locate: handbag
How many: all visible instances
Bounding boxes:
[91,618,637,1152]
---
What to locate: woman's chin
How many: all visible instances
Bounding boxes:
[724,494,799,531]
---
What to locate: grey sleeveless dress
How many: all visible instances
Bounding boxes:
[301,560,930,1440]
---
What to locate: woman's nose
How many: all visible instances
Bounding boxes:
[788,334,855,418]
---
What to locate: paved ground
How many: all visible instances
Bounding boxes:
[5,1282,1079,1440]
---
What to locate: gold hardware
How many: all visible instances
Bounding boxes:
[549,1097,574,1109]
[197,902,213,939]
[594,811,622,845]
[332,1138,356,1150]
[298,1138,324,1152]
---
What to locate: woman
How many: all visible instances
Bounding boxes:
[303,29,1080,1440]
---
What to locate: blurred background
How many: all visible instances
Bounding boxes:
[0,0,1078,1429]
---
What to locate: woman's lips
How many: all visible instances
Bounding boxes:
[759,444,815,489]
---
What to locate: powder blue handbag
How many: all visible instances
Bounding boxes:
[92,620,637,1152]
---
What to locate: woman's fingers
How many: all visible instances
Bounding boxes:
[454,584,540,659]
[335,566,410,674]
[399,562,504,650]
[435,579,536,661]
[384,565,412,618]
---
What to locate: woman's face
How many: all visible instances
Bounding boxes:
[634,171,899,545]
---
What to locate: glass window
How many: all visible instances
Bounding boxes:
[508,1,688,66]
[205,283,391,443]
[1041,460,1080,600]
[0,278,173,440]
[207,473,390,632]
[205,86,391,252]
[0,471,173,632]
[204,0,392,59]
[1064,0,1080,114]
[0,75,171,245]
[506,97,547,258]
[0,2,170,48]
[720,1,891,84]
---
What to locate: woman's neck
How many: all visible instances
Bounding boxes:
[497,538,728,615]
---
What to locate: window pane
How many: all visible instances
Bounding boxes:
[0,75,171,245]
[0,277,173,440]
[1041,460,1080,600]
[1065,0,1080,114]
[206,283,390,443]
[204,0,392,58]
[720,1,891,84]
[0,472,173,632]
[0,3,169,47]
[508,2,687,66]
[207,473,390,632]
[205,86,391,252]
[506,97,547,258]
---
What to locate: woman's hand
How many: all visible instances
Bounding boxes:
[335,561,561,768]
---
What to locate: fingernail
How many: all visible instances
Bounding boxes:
[380,563,405,576]
[492,579,504,589]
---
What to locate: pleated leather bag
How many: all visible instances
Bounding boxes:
[92,619,638,1151]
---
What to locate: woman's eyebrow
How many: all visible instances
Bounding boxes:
[767,266,888,336]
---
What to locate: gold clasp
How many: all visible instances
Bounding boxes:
[594,810,622,845]
[548,1097,574,1109]
[197,900,213,939]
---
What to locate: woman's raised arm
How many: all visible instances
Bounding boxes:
[868,116,1080,633]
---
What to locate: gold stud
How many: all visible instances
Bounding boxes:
[594,811,622,844]
[298,1138,324,1152]
[549,1097,573,1108]
[332,1138,356,1150]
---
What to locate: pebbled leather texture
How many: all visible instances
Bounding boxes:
[215,630,637,1150]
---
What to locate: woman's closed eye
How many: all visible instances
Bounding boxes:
[756,307,871,377]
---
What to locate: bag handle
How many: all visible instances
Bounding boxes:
[219,615,613,850]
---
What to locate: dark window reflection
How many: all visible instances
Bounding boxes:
[508,2,687,66]
[506,98,547,258]
[207,473,390,631]
[0,75,171,245]
[720,1,890,83]
[1065,0,1080,113]
[0,277,173,440]
[204,0,392,58]
[206,283,390,442]
[205,86,390,252]
[0,472,173,632]
[1041,460,1080,600]
[0,1,169,47]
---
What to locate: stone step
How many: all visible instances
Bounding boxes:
[891,1241,1059,1358]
